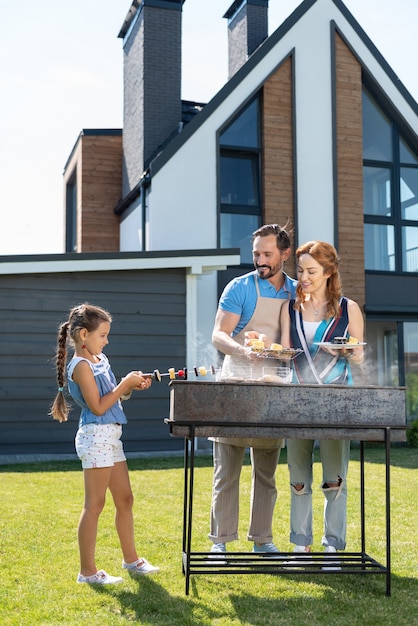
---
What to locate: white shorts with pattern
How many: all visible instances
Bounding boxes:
[75,423,126,469]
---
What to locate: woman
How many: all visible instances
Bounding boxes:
[279,241,364,566]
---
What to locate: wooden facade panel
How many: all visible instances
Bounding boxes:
[77,134,123,253]
[262,57,296,278]
[335,33,366,312]
[0,269,186,455]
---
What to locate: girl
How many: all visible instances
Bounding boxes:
[280,241,364,567]
[50,303,159,584]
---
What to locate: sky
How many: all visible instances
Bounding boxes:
[1,0,417,256]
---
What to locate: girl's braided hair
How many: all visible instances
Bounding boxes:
[49,303,112,422]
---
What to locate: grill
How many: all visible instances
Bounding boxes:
[165,380,407,595]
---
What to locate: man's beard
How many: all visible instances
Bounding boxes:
[256,264,279,279]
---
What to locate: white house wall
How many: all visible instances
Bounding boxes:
[120,195,143,251]
[293,0,336,244]
[148,125,218,251]
[188,272,219,368]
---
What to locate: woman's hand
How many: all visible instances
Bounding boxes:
[320,344,363,363]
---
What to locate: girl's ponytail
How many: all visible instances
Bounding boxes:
[49,321,71,422]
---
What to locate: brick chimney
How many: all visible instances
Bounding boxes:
[224,0,269,79]
[118,0,185,196]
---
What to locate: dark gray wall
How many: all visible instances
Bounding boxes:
[121,1,183,195]
[0,268,186,455]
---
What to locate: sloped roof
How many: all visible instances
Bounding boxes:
[150,0,417,176]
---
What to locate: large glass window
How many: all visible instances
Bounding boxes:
[362,90,392,161]
[65,170,77,253]
[404,322,418,423]
[362,88,418,273]
[360,321,398,386]
[364,223,395,271]
[363,166,391,217]
[220,214,260,264]
[219,97,261,264]
[402,226,418,272]
[220,155,259,206]
[401,167,418,220]
[366,320,418,423]
[220,99,259,148]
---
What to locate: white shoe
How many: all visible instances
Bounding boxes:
[322,545,341,571]
[282,545,312,567]
[77,569,123,584]
[210,542,226,553]
[253,542,280,555]
[122,558,160,575]
[207,542,227,564]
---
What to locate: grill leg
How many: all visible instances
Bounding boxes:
[385,428,391,597]
[184,429,196,595]
[360,441,366,554]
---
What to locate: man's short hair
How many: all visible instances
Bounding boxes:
[252,223,291,251]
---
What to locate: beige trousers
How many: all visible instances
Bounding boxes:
[209,440,281,544]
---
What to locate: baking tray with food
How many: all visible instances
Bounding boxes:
[246,339,303,361]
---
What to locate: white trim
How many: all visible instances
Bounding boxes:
[0,254,241,276]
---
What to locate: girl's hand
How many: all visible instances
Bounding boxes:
[122,371,152,391]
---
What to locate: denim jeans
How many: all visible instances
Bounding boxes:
[287,439,350,550]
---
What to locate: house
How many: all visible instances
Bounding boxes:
[1,0,417,458]
[65,0,417,408]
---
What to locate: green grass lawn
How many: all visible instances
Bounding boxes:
[0,446,417,626]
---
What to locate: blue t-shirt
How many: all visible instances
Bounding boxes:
[219,270,297,336]
[67,353,127,426]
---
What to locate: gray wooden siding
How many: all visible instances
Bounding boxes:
[0,269,186,455]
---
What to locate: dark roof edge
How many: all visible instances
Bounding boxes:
[224,0,269,20]
[118,0,186,39]
[63,129,122,174]
[332,0,418,115]
[0,249,240,264]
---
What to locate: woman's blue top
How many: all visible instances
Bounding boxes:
[289,297,353,385]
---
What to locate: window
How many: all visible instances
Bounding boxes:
[363,88,418,272]
[65,170,77,253]
[365,321,399,387]
[219,97,261,264]
[404,322,418,423]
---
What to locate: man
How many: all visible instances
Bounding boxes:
[210,223,297,555]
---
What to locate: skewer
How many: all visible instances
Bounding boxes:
[143,365,218,382]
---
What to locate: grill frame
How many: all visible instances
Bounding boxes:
[165,380,407,596]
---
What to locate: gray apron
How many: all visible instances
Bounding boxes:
[217,275,289,448]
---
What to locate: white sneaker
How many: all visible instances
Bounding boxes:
[282,545,312,567]
[77,569,123,584]
[122,558,160,575]
[253,542,280,555]
[293,545,311,553]
[207,542,227,564]
[322,545,341,571]
[210,542,226,553]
